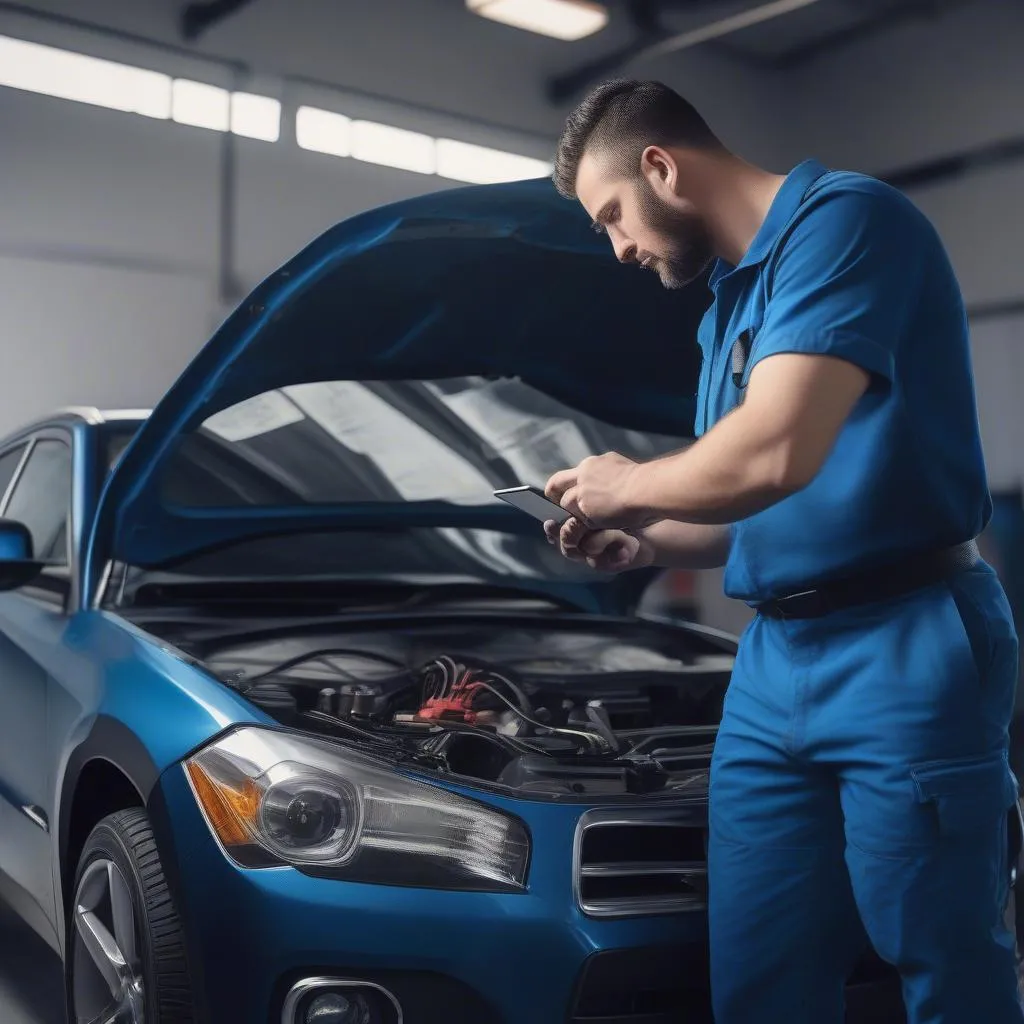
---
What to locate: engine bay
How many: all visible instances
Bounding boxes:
[192,621,733,798]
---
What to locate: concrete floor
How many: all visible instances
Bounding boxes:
[0,899,65,1024]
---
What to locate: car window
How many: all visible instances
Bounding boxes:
[5,440,72,564]
[0,445,27,508]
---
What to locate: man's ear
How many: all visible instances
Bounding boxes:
[640,145,677,195]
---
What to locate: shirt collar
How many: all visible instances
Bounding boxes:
[708,159,828,289]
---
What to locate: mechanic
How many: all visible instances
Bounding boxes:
[543,79,1022,1024]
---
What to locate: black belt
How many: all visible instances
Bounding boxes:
[753,540,980,620]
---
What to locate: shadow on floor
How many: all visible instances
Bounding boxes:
[0,898,64,1024]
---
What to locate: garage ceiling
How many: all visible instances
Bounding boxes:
[0,0,986,133]
[716,0,974,66]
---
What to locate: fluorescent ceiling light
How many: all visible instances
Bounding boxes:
[171,78,229,131]
[0,31,557,189]
[467,0,608,40]
[351,120,435,175]
[296,106,353,157]
[230,91,280,142]
[436,139,551,184]
[0,33,171,117]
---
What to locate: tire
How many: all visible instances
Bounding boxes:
[67,808,195,1024]
[1009,799,1024,999]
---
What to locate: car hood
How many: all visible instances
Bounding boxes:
[85,177,710,602]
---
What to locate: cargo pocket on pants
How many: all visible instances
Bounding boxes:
[911,749,1019,840]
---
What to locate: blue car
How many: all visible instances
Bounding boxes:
[0,178,1009,1024]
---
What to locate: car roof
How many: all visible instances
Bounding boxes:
[0,407,149,447]
[33,406,148,428]
[92,408,151,423]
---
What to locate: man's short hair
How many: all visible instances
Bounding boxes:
[553,79,722,199]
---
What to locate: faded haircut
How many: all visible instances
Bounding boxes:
[553,79,722,199]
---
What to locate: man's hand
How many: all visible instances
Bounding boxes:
[543,517,651,573]
[544,453,654,530]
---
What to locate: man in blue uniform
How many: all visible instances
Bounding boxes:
[543,79,1022,1023]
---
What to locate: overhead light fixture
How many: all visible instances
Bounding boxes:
[436,139,552,184]
[0,34,171,118]
[230,92,280,142]
[351,120,436,175]
[171,78,230,131]
[296,106,352,157]
[467,0,608,41]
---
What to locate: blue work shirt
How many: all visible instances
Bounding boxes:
[694,159,991,603]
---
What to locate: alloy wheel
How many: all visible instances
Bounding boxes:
[72,858,145,1024]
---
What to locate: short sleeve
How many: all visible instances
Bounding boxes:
[750,187,929,384]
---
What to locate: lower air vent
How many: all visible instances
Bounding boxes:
[570,946,713,1024]
[574,806,708,918]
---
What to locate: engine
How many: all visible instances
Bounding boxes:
[214,636,729,798]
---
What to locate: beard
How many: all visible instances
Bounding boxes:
[634,177,715,290]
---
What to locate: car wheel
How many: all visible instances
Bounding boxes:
[1010,799,1024,996]
[67,808,195,1023]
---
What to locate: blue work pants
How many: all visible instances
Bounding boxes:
[708,563,1023,1023]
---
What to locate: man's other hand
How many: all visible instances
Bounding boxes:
[544,517,649,573]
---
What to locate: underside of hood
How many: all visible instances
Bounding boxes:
[86,178,710,596]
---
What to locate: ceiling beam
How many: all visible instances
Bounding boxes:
[180,0,259,43]
[882,134,1024,191]
[546,0,826,104]
[762,0,966,70]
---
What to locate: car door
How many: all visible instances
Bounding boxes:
[0,430,74,944]
[0,440,32,907]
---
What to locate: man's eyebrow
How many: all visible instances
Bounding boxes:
[591,202,615,232]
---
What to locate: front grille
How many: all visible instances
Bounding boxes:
[574,806,708,918]
[569,946,713,1024]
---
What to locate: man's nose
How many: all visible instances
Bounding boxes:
[612,237,637,265]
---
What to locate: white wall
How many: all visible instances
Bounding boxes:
[0,256,213,420]
[787,0,1024,309]
[911,165,1024,312]
[971,313,1024,494]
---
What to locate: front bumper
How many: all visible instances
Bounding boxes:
[151,764,903,1024]
[152,764,711,1024]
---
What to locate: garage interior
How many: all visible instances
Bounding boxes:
[0,0,1022,1021]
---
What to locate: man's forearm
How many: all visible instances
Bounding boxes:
[626,405,799,526]
[622,354,871,527]
[638,521,732,570]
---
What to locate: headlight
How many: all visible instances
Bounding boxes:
[183,726,530,891]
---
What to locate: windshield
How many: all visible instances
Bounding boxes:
[114,376,689,595]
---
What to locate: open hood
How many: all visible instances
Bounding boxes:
[86,178,709,601]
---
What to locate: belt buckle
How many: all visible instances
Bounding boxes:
[773,588,824,619]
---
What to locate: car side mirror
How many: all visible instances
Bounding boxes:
[0,519,45,591]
